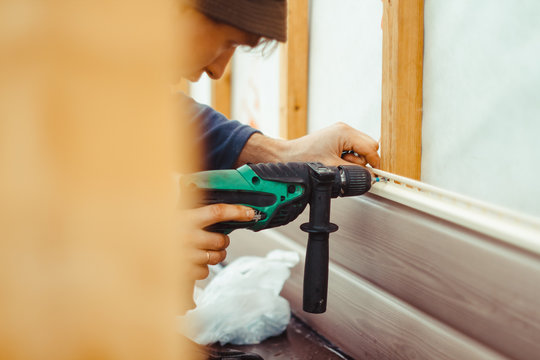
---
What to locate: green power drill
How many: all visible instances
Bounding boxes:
[182,162,372,313]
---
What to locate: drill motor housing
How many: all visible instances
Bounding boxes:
[182,162,371,313]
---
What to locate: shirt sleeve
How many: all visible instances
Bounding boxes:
[179,92,261,170]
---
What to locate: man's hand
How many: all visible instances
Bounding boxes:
[181,204,255,280]
[286,123,380,168]
[235,122,380,168]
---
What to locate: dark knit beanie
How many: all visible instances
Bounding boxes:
[184,0,287,42]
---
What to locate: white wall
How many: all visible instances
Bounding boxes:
[422,0,540,217]
[231,48,281,138]
[307,0,383,142]
[228,0,382,140]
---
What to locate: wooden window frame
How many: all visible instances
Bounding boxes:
[381,0,424,180]
[279,0,309,140]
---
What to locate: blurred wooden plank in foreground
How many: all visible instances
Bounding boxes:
[0,0,196,359]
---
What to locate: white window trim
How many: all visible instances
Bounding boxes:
[368,169,540,255]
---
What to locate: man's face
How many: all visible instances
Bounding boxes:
[176,6,260,82]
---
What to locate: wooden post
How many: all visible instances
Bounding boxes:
[212,62,232,118]
[279,0,309,140]
[381,0,424,180]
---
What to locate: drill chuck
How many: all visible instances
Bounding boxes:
[338,165,372,197]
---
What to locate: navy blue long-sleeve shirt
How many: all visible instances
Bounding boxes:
[180,93,260,170]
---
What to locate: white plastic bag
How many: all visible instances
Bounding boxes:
[179,250,299,345]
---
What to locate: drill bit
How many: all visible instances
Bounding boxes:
[372,176,388,184]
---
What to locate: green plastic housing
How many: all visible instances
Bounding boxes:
[182,164,305,233]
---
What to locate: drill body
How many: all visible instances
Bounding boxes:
[182,162,371,313]
[182,162,370,234]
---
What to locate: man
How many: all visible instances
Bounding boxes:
[177,0,380,281]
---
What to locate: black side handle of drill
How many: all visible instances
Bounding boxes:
[300,163,371,313]
[300,164,339,313]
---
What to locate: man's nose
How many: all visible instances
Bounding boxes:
[205,48,235,80]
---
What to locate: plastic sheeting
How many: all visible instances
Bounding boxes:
[422,0,540,217]
[307,0,383,141]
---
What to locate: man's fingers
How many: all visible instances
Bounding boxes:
[189,204,255,227]
[342,153,367,166]
[341,144,379,169]
[188,265,210,280]
[339,125,380,169]
[187,248,225,280]
[187,249,227,266]
[186,230,230,251]
[206,249,227,265]
[363,151,380,169]
[350,135,379,168]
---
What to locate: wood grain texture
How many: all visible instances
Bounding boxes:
[381,0,424,179]
[279,0,309,140]
[276,195,540,360]
[227,230,507,360]
[212,63,231,118]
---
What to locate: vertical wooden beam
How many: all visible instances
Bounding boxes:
[279,0,309,140]
[212,62,232,118]
[381,0,424,180]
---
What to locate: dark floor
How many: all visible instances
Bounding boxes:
[212,315,352,360]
